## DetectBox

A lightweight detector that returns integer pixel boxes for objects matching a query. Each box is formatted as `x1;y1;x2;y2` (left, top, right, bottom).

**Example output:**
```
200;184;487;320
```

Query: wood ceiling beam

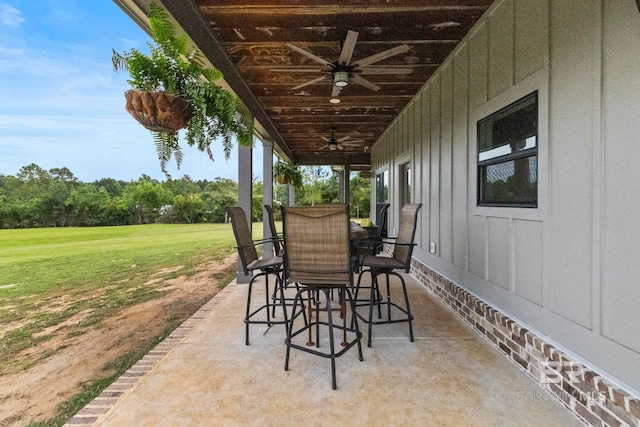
159;0;295;160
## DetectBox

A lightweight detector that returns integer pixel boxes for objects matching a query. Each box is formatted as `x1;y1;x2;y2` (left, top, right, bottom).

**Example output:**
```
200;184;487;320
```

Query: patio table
350;222;369;240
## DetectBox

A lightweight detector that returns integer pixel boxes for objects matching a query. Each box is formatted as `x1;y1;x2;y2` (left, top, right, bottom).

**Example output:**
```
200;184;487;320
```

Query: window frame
476;91;539;208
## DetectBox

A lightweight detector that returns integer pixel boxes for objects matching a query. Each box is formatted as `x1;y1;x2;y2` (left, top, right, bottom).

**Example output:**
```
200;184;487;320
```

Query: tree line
0;164;370;229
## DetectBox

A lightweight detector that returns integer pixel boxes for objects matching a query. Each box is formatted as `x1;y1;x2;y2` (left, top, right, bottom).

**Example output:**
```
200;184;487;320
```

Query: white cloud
119;38;141;47
0;2;265;183
0;3;25;28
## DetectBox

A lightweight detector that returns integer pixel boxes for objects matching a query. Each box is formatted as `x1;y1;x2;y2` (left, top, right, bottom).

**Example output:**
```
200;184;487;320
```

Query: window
375;170;389;232
477;92;538;207
375;170;389;204
400;162;411;205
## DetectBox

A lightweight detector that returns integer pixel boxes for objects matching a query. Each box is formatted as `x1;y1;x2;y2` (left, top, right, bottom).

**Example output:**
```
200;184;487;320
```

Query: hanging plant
112;3;253;176
273;160;303;191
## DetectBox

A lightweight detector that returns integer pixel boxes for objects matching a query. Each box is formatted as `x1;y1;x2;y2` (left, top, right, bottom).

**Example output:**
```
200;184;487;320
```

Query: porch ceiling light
329;97;341;104
333;71;349;87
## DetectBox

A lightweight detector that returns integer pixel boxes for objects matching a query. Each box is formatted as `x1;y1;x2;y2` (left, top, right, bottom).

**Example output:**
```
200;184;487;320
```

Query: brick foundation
410;258;640;427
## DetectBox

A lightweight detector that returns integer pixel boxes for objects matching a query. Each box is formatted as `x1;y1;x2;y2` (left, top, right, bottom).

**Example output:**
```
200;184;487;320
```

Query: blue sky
0;0;263;182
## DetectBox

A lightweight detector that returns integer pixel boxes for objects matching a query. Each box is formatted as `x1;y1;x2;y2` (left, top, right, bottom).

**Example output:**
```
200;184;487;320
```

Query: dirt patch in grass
0;254;237;426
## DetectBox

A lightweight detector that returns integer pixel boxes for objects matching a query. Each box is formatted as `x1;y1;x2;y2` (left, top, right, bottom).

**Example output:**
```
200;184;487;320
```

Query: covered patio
66;272;583;426
101;1;640;426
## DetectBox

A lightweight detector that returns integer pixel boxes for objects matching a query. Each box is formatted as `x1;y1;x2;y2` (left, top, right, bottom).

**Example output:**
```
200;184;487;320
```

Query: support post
262;139;274;258
288;183;295;206
237;143;252;284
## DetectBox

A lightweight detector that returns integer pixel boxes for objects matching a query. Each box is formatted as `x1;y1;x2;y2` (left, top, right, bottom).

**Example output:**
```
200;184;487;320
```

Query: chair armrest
235;237;277;251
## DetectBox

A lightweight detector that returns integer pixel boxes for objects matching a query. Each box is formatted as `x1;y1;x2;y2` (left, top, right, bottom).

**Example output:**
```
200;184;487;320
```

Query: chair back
263;204;282;255
376;203;390;238
227;206;258;275
392;203;423;272
282;204;351;285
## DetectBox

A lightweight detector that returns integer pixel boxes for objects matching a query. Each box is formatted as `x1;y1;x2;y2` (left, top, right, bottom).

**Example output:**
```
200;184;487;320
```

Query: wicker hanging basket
124;90;193;133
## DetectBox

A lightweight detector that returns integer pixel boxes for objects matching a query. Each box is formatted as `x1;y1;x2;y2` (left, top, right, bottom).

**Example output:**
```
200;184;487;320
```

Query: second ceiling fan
272;30;412;97
319;128;365;151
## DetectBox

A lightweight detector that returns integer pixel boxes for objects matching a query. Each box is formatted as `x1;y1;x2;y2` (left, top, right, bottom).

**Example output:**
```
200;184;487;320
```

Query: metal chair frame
355;203;423;347
227;206;289;345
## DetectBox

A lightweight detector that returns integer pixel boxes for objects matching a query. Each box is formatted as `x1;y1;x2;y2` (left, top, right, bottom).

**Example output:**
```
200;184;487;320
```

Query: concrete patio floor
67;270;585;426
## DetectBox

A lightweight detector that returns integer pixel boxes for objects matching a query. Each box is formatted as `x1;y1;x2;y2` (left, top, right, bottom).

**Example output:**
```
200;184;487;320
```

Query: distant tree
300;166;326;206
350;173;371;219
202;178;237;222
0;198;22;228
66;184;109;226
123;177;170;224
93;178;125;197
7;164;80;227
16;163;50;199
103;196;133;226
0;175;15;227
0;162;373;228
0;174;7;197
16;198;41;227
320;173;340;204
162;175;201;198
48;167;79;226
170;193;205;223
273;182;289;214
251;178;263;221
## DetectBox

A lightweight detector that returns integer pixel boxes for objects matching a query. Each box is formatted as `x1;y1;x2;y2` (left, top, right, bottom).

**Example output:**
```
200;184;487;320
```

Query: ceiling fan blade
291;75;329;90
359;67;413;75
352;74;381;91
338;30;358;65
331;84;342;98
341;141;366;147
321;136;330;142
286;43;332;66
351;44;410;68
337;144;345;150
270;67;326;73
337;135;351;142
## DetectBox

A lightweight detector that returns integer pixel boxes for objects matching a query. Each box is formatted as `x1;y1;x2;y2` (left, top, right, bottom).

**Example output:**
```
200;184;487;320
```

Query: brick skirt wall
410;259;640;427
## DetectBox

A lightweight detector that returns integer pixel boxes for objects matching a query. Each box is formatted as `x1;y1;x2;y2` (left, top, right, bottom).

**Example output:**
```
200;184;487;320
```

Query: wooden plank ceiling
162;0;494;169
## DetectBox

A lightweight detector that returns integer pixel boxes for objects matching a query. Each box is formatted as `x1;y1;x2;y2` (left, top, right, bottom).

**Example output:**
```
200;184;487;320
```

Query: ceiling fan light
334;71;349;87
329;143;338;151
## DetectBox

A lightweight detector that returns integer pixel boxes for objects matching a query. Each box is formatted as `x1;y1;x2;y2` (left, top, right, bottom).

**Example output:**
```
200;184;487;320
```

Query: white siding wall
371;0;640;394
601;0;640;356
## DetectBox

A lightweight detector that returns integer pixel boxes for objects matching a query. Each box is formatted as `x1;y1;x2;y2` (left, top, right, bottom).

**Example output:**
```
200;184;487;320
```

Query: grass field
0;223;261;373
1;223;264;426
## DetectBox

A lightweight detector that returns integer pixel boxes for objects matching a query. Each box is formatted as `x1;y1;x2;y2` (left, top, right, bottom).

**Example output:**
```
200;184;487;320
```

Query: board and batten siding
371;0;640;394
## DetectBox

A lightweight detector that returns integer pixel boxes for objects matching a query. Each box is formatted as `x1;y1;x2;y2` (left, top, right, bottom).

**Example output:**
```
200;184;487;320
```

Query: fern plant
112;3;253;175
273;160;304;191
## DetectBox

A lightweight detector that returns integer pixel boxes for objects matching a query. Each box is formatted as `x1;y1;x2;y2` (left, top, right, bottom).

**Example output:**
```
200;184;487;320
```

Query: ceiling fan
319;128;365;151
271;30;412;97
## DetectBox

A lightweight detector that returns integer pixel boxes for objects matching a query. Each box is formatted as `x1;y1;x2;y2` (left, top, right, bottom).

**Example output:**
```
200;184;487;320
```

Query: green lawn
0;223;261;372
0;223;264;426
